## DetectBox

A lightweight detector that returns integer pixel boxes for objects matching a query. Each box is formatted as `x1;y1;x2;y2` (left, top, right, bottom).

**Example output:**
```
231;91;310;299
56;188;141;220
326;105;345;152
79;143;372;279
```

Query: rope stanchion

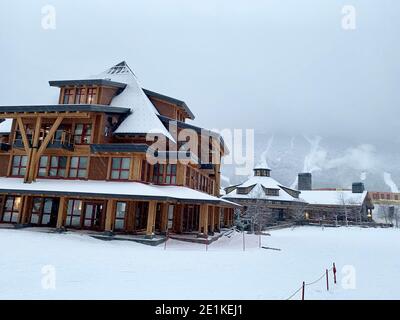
285;262;337;300
333;262;337;284
285;285;303;300
326;269;329;291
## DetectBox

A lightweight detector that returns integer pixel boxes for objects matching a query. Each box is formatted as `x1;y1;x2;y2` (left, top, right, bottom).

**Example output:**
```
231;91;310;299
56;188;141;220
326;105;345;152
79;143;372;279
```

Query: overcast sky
1;0;399;143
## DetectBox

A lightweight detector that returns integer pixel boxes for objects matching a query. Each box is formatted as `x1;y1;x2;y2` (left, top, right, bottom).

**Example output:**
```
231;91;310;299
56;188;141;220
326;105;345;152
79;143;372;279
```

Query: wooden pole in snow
333;263;337;284
326;269;329;291
301;281;305;300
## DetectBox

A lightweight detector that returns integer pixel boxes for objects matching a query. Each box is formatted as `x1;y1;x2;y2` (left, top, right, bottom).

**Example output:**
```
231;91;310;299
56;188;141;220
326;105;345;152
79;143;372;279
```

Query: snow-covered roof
223;172;303;203
300;190;367;206
89;61;174;141
0;119;12;134
0;178;239;207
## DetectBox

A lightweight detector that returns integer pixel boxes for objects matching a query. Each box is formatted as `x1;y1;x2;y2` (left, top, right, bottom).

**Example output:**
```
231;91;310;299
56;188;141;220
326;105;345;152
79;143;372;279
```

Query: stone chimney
298;173;312;191
352;182;365;193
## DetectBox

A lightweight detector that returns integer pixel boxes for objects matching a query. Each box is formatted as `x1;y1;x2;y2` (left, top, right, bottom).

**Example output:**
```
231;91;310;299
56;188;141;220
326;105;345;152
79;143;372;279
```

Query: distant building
224;170;374;227
299;174;373;223
368;191;400;226
222;166;305;229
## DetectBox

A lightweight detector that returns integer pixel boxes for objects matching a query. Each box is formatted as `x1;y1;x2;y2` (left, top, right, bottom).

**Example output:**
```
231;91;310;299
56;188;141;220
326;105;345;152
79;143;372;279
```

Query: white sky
0;0;399;142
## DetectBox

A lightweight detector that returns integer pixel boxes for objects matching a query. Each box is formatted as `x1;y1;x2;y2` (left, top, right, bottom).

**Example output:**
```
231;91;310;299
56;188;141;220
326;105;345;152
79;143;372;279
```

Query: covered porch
0;178;237;243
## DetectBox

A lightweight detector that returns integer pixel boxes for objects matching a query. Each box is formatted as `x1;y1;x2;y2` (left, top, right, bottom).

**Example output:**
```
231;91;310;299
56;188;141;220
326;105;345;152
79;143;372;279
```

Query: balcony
13;129;74;151
0;143;10;151
13;132;32;149
47;129;74;151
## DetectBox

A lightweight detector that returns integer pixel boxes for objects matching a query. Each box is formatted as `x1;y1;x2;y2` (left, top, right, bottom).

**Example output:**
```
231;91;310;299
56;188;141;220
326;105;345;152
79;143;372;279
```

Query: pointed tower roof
90;61;174;141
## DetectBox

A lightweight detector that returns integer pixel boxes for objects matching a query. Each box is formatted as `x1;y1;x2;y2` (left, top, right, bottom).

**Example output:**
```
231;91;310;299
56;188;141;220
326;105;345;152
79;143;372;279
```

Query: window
152;164;163;183
166;165;177;184
237;185;256;195
135;202;148;230
11;155;27;177
2;196;21;223
69;157;88;178
264;188;280;196
74;124;92;144
254;169;270;177
63;89;74;104
152;164;177;184
38;156;49;177
49;156;67;177
74;88;86;104
114;202;127;231
111;157;130;180
30;198;54;226
86;88;97;104
66;200;82;227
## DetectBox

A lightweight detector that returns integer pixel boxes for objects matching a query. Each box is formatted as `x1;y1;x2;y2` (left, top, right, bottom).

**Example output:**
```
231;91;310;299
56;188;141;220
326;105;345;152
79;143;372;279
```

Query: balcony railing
13;129;74;151
46;129;74;151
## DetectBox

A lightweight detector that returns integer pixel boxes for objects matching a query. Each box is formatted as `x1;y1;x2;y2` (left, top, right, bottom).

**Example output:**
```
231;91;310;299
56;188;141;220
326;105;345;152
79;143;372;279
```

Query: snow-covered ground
0;226;399;300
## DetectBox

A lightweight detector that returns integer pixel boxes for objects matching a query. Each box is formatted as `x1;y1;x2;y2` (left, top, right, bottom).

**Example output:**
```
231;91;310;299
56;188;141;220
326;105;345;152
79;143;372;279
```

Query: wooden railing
14;129;74;150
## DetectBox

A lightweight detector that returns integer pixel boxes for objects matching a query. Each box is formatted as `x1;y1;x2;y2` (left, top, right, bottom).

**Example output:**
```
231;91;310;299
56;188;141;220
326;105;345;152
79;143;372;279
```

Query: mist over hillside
221;132;400;193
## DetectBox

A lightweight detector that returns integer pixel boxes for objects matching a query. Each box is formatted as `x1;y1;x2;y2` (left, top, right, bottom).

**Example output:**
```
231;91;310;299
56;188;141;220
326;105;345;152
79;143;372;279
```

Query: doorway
83;202;104;230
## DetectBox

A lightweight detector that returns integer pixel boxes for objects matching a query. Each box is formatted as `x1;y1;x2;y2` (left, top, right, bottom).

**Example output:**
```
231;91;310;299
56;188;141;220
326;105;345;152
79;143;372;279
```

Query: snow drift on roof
90;61;174;141
0;119;12;134
223;173;303;203
0;177;238;207
300;190;367;206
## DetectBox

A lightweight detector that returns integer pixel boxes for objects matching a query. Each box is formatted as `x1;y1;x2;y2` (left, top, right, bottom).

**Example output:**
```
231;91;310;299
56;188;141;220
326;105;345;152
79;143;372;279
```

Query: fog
1;0;399;142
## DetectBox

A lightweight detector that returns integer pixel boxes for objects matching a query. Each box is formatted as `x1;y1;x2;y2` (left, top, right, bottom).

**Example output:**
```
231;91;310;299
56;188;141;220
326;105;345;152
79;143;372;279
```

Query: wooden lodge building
222;166;306;229
223;169;374;228
0;62;237;242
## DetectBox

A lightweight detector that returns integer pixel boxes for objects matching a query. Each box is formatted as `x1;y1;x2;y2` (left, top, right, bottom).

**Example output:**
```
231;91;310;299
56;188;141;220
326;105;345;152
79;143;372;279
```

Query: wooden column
126;201;136;233
146;200;157;238
173;204;183;233
198;204;209;238
160;203;169;234
104;199;116;233
27;116;42;182
56;197;67;229
210;206;215;234
216;207;221;231
19;196;30;225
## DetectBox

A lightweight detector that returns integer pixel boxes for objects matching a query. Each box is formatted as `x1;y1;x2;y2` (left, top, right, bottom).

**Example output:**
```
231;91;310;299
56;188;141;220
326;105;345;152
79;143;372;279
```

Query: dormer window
237;184;256;195
62;89;74;104
86;88;97;104
74;88;86;104
263;187;279;196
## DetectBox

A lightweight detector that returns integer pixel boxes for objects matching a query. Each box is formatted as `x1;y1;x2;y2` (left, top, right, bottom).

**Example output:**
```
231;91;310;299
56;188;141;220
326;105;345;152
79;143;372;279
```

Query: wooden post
27;116;42;182
333;263;337;284
198;204;209;238
326;269;329;291
20;196;31;225
146;200;157;238
104;199;115;234
160;203;169;234
301;281;305;300
210;206;215;234
56;197;67;230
